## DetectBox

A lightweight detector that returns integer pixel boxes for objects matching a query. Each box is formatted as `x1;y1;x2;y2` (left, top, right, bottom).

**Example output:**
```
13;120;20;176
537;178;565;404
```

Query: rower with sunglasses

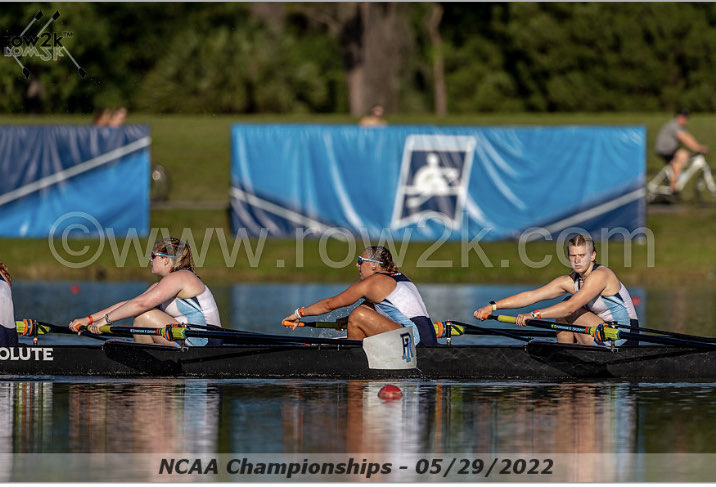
283;246;438;346
69;237;221;346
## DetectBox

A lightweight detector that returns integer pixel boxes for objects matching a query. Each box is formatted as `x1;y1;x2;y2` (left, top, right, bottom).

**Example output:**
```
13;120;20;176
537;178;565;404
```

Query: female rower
0;262;18;347
283;246;438;346
473;234;639;346
69;237;221;346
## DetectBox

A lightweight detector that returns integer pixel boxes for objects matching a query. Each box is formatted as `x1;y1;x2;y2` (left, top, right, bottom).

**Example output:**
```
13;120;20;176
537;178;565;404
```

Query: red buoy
378;384;403;400
70;284;80;295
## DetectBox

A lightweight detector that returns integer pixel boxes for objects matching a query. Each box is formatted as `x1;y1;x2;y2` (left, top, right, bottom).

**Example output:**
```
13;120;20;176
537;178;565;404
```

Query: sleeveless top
572;264;639;346
160;284;221;347
0;275;14;330
372;273;437;347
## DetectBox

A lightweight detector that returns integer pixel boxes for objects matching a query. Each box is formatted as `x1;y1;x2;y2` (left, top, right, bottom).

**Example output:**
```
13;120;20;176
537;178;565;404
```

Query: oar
92;324;363;347
433;320;556;339
491;314;716;350
16;319;73;336
606;321;716;344
287;319;554;341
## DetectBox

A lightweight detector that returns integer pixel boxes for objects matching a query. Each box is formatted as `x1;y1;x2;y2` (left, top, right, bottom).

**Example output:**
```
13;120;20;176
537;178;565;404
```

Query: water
2;281;716;481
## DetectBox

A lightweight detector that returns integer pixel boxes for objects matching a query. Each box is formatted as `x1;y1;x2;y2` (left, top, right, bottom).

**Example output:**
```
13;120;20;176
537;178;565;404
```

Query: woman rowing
473;234;639;346
0;262;17;347
283;246;438;346
69;237;221;346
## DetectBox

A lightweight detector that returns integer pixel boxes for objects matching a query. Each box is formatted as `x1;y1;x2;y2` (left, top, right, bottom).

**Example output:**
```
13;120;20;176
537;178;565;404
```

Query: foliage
2;3;716;114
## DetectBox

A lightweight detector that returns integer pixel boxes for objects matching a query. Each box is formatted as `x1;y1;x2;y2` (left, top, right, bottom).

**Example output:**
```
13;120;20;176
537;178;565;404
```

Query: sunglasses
151;252;173;260
357;256;382;265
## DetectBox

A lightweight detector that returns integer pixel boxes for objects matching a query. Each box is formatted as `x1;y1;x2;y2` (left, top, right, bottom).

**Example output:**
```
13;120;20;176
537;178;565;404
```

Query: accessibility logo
391;134;476;230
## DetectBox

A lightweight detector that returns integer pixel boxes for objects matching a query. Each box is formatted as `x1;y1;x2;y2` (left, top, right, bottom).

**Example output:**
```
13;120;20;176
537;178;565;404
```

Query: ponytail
0;262;11;288
153;237;195;274
364;246;399;273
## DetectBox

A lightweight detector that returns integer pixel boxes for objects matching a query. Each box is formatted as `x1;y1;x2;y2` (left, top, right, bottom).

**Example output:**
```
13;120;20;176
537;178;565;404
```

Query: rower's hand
473;305;492;321
69;317;90;333
515;313;531;327
282;312;300;330
88;323;102;334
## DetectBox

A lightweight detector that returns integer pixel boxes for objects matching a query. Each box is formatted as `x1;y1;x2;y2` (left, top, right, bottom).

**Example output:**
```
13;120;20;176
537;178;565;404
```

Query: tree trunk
426;3;447;116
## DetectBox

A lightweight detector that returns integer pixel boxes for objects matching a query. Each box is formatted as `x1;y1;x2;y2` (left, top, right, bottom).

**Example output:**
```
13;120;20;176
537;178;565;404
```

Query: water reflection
1;379;714;456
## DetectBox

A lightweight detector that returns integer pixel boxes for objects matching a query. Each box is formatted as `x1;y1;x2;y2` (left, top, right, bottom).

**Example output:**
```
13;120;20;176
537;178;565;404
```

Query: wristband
489;301;497;311
104;313;112;325
87;315;94;324
531;310;541;319
295;307;305;318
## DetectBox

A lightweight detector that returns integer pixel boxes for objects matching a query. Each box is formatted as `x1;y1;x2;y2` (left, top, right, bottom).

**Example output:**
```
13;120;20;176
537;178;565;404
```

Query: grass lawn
0;113;714;288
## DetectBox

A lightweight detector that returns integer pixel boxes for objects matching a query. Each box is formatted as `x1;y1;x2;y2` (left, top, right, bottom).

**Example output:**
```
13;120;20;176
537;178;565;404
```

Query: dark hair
364;245;399;273
676;108;690;117
0;262;11;287
153;237;195;273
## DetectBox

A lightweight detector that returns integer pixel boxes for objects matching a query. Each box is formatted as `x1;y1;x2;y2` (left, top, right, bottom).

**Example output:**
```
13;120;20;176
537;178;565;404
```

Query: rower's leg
347;304;402;340
557;308;604;346
132;309;176;345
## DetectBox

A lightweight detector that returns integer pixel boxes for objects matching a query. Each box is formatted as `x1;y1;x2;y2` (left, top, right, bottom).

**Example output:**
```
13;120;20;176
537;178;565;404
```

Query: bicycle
646;153;716;205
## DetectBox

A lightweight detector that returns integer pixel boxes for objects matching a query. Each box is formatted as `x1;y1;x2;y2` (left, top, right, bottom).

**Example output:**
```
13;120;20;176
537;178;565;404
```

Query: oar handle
493;315;517;325
282;320;348;330
489;314;620;341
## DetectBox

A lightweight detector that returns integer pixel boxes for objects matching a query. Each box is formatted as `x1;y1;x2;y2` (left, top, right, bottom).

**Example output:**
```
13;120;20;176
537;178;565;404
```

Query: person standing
654;109;709;193
0;263;18;347
359;104;387;127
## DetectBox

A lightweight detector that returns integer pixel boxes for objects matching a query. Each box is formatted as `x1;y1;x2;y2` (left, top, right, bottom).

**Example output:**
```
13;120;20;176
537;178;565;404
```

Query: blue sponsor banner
230;124;645;241
0;125;150;238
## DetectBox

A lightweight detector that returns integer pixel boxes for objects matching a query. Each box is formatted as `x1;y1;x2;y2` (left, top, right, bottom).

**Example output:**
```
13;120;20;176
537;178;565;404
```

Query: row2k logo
2;10;85;78
391;134;476;230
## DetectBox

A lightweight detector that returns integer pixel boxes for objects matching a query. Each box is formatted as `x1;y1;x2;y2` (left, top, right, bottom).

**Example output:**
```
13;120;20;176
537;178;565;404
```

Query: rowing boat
1;339;714;381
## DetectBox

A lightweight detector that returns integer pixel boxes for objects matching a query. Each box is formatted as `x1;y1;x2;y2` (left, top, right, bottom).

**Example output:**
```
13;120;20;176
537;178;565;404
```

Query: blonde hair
364;246;399;273
152;237;195;273
567;234;596;255
0;262;11;288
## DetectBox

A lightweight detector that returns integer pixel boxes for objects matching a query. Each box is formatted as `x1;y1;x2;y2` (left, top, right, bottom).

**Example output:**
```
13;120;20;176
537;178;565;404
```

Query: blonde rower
474;234;639;346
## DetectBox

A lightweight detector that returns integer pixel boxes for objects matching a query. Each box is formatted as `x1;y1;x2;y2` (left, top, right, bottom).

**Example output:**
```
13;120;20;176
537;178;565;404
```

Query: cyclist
655;109;709;194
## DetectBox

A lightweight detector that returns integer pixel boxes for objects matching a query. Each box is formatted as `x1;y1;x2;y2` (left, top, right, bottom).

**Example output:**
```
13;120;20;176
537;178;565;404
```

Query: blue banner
230;124;645;241
0;125;150;237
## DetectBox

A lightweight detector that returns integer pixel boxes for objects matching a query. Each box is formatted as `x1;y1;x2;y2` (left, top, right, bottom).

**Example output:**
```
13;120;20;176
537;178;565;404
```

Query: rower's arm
286;279;372;321
499;277;569;308
474;277;571;321
535;270;608;320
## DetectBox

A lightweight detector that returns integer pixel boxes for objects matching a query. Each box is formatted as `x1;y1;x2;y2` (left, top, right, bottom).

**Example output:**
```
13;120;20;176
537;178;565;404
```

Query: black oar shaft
490;314;716;350
610;322;716;344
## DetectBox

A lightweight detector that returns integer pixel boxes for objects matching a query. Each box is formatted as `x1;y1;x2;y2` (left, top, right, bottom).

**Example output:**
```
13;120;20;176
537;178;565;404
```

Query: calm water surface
2;281;715;481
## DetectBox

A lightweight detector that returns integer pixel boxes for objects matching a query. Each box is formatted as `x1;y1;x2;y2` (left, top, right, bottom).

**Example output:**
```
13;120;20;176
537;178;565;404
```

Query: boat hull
0;341;714;381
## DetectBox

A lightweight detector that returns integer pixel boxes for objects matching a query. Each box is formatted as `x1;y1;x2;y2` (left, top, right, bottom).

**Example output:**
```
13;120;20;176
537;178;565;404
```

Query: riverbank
0;113;714;287
2;204;714;288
